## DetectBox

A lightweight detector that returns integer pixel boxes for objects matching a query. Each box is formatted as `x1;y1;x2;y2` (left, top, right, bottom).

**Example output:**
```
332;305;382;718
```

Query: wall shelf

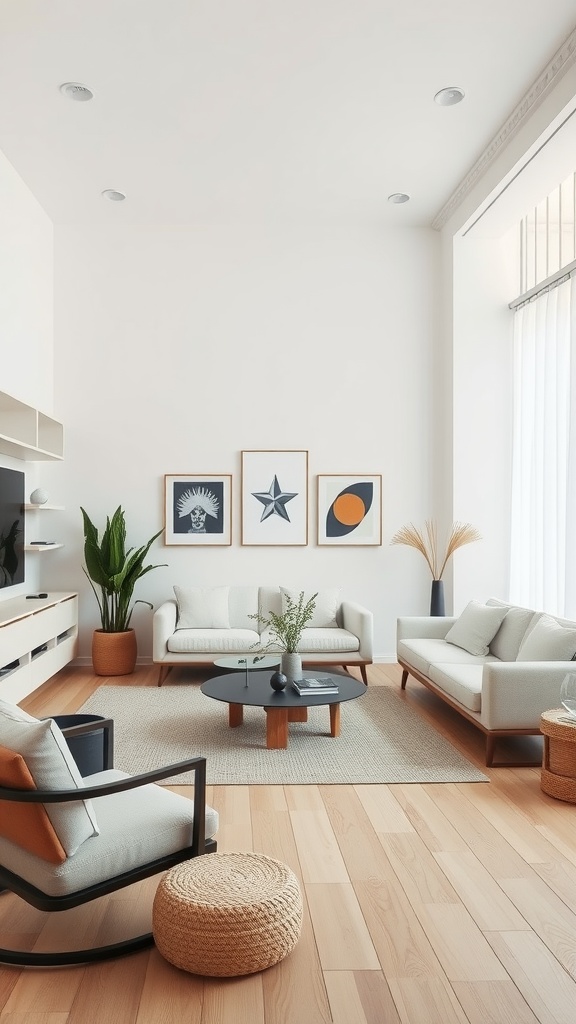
24;504;65;511
0;390;63;461
24;503;65;552
24;543;64;552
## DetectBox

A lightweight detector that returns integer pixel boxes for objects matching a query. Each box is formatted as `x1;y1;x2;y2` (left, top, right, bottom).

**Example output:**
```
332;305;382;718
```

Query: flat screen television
0;466;25;590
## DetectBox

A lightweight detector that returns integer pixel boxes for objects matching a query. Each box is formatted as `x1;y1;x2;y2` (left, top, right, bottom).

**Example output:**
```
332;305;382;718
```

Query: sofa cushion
174;586;230;629
516;613;576;661
167;629;260;654
0;699;99;857
397;638;499;677
486;600;536;661
260;627;360;654
280;587;340;629
445;601;507;656
228;587;260;630
428;664;483;713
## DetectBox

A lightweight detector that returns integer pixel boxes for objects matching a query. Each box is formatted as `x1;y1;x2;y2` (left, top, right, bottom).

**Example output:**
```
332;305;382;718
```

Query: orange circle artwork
332;493;365;526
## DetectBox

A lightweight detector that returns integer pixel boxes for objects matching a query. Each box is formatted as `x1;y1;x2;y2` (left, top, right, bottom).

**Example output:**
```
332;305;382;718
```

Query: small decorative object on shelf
30;487;48;505
269;670;288;691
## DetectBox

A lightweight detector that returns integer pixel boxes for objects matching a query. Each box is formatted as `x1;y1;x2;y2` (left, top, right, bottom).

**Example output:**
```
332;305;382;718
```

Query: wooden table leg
288;707;308;722
329;703;341;737
264;707;289;748
228;703;244;728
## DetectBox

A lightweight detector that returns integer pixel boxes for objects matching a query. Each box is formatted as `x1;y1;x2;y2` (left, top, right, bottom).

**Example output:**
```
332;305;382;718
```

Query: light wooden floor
1;662;575;1024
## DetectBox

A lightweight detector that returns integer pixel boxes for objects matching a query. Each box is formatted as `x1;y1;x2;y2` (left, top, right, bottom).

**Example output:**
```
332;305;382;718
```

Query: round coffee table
201;669;366;749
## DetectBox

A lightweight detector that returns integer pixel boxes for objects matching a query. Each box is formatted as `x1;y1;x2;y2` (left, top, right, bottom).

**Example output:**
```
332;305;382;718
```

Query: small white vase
281;652;303;681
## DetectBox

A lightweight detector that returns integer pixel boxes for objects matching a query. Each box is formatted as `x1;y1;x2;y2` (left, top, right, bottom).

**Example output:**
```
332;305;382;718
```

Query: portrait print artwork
317;475;382;546
164;475;232;545
241;450;308;546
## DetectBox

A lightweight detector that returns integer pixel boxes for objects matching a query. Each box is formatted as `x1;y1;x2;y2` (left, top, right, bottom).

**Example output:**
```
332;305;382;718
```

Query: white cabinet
0;391;63;461
0;593;78;703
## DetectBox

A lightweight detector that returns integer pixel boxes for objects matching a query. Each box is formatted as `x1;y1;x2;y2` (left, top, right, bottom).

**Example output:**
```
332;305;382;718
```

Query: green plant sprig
251;590;318;653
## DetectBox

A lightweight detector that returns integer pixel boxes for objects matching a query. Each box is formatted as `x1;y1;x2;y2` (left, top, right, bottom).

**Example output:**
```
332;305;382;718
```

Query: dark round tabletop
201;669;366;709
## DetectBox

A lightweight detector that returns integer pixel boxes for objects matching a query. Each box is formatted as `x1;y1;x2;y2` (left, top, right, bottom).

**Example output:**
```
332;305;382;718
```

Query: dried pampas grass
390;521;481;580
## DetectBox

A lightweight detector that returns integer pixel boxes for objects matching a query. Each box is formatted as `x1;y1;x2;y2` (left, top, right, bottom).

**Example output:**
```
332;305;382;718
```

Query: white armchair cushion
445;601;507;657
516;613;576;661
174;586;230;629
0;769;219;897
280;587;341;628
0;699;99;856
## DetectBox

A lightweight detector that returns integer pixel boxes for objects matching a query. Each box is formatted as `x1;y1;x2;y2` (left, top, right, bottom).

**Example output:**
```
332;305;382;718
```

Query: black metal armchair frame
0;730;216;967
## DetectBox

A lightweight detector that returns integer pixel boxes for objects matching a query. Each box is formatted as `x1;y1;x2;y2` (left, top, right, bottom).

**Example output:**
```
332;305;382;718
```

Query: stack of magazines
291;676;339;695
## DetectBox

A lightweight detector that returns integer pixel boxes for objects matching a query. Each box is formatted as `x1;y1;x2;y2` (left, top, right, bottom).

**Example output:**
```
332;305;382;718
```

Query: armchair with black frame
0;707;218;967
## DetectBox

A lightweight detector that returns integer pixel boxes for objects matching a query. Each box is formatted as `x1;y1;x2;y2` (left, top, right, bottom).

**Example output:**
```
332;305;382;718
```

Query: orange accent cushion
0;744;67;864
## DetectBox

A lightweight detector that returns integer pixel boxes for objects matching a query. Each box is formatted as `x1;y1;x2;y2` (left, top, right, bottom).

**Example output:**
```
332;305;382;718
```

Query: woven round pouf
152;852;303;976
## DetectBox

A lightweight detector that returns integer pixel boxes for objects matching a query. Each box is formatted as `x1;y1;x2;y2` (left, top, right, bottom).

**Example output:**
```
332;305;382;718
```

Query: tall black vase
430;579;445;616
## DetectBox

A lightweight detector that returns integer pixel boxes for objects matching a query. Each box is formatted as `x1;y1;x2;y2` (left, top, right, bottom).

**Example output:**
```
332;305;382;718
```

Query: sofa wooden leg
401;669;408;690
359;665;368;685
157;665;173;687
485;734;496;767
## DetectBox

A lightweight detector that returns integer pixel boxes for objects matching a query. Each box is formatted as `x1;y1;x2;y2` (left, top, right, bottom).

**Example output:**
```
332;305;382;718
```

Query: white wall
0;150;54;602
43;221;440;662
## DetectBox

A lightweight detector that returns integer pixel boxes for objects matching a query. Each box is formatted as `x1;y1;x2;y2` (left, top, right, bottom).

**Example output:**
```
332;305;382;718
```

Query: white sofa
153;585;373;686
397;598;576;766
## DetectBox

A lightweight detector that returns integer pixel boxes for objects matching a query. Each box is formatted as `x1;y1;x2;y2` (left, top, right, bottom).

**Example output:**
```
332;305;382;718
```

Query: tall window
510;172;576;615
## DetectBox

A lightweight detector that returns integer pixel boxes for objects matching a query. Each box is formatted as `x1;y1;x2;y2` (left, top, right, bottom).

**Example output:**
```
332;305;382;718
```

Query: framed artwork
317;474;382;546
241;450;308;546
164;475;232;545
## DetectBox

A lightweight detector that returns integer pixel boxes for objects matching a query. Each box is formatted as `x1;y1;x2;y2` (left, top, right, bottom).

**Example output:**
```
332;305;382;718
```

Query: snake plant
81;506;166;632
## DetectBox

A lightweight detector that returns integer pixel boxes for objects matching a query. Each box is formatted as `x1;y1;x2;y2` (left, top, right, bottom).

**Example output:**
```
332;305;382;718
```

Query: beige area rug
77;679;488;785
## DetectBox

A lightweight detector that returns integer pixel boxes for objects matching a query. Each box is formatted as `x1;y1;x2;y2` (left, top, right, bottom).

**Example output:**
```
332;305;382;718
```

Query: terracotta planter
92;628;137;676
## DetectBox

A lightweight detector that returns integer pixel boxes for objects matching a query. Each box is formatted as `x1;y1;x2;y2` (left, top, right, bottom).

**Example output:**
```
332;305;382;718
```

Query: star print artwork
241;451;308;545
251;475;297;522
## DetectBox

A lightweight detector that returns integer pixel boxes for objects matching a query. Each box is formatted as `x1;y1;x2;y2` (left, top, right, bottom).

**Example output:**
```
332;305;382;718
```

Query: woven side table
540;708;576;803
152;851;302;976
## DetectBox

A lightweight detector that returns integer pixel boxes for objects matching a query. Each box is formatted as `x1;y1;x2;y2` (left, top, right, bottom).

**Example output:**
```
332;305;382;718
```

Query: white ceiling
0;1;575;228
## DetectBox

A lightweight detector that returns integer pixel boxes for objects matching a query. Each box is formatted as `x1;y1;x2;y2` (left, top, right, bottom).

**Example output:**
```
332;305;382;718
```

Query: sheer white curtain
510;275;576;615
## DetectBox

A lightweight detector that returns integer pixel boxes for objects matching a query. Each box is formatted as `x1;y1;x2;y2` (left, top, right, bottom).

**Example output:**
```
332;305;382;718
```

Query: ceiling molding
431;25;576;231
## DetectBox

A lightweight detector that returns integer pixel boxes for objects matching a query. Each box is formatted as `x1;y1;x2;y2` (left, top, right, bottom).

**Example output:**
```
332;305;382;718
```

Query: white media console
0;592;78;703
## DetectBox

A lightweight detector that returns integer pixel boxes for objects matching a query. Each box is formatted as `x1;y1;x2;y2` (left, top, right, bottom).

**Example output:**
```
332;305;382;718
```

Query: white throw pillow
486;600;536;661
280;588;341;629
516;613;576;661
445;601;508;657
174;586;230;629
0;698;99;856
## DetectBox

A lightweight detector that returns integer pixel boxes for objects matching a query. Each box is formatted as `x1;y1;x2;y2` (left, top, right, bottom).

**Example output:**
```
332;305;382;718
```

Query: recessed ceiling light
388;193;410;204
101;189;126;202
59;82;94;102
434;86;465;106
